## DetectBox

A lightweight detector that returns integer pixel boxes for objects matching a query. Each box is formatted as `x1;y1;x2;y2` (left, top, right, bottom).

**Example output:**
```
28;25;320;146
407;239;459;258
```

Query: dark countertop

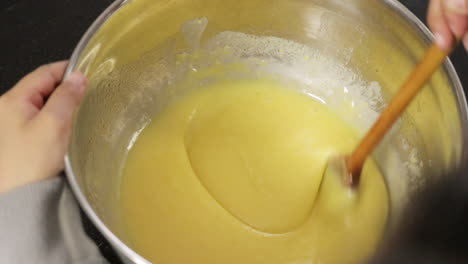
0;1;466;263
0;0;466;92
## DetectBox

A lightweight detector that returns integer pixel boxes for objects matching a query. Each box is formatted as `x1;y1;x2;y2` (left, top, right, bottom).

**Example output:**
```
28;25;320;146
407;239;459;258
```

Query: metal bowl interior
65;0;467;263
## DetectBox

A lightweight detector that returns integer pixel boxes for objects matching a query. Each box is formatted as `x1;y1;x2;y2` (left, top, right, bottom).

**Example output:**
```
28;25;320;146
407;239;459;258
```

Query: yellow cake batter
119;79;389;264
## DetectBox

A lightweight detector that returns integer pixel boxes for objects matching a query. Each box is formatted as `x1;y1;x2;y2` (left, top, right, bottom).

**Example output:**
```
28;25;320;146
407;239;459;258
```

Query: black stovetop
0;1;466;263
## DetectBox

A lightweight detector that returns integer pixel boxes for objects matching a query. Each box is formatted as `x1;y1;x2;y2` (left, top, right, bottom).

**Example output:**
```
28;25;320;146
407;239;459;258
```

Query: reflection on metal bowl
64;0;468;263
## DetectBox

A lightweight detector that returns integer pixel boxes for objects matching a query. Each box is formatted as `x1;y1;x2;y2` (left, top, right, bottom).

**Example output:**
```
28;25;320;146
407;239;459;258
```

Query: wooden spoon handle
346;43;449;186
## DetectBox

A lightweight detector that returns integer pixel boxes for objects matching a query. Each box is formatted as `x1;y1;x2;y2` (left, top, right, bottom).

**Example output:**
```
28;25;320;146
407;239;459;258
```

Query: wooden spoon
339;43;452;188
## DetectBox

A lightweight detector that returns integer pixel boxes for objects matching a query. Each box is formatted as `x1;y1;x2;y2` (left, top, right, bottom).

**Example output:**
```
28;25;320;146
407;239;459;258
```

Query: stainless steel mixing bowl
64;0;468;263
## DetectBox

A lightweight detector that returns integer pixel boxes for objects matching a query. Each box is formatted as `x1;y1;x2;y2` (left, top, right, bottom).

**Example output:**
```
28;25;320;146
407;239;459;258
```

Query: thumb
37;72;87;133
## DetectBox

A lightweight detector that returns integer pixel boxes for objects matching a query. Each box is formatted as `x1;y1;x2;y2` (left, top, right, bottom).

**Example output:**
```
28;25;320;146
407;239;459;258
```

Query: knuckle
35;64;50;73
40;112;70;136
57;83;81;104
35;64;56;81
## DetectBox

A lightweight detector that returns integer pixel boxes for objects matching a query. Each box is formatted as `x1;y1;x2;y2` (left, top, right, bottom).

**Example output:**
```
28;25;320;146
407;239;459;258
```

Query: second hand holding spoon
331;42;452;188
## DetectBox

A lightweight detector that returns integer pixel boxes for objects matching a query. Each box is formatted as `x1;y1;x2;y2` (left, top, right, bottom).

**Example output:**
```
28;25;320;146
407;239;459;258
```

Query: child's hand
0;61;87;193
428;0;468;51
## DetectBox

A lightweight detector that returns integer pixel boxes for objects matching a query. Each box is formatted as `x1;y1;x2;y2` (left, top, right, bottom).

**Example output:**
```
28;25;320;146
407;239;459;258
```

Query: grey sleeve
0;177;108;264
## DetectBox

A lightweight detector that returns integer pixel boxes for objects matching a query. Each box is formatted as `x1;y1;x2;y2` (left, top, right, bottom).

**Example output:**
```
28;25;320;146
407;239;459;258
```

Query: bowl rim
64;1;150;263
63;0;468;263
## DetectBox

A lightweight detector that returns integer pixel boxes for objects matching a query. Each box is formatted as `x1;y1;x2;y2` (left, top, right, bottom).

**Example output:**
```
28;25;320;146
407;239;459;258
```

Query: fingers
429;0;468;51
35;72;87;137
428;0;455;50
445;0;468;15
10;61;68;100
5;61;69;119
0;65;87;193
38;72;86;124
442;0;468;37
